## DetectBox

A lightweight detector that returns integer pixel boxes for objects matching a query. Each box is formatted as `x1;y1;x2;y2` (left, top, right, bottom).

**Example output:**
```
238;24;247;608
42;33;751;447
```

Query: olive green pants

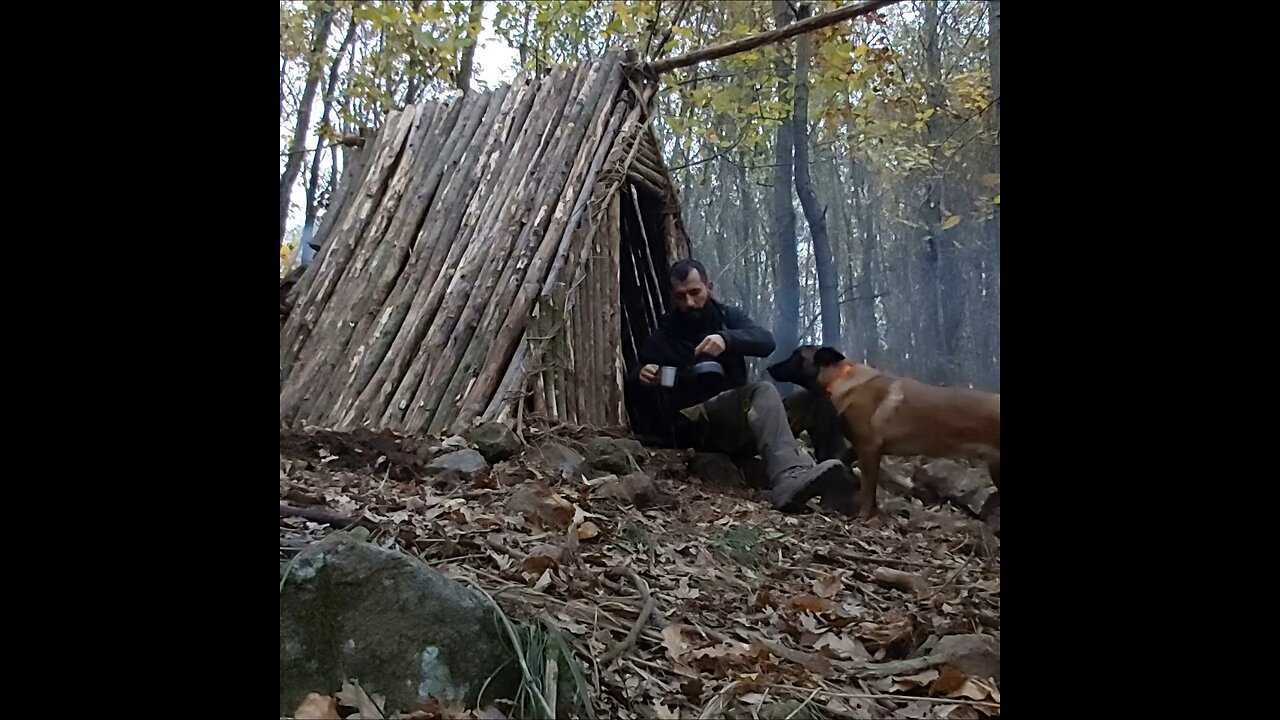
679;381;851;483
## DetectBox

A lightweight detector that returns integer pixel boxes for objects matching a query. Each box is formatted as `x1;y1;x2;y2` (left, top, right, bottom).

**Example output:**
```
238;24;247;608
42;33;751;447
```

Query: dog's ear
813;347;846;367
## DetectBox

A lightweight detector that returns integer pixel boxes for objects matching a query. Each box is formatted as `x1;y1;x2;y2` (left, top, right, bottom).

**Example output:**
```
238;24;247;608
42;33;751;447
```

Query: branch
648;0;903;74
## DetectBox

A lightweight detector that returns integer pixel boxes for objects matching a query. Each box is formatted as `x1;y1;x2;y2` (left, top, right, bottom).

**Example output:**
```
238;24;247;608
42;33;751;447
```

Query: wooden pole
648;0;900;75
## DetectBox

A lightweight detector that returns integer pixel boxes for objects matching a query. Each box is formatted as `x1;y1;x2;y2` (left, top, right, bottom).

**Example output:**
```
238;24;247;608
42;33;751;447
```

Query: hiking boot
770;459;857;514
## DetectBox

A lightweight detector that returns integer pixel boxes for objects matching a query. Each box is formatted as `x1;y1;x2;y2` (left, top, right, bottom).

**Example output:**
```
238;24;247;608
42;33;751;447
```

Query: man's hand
638;364;660;386
695;334;726;357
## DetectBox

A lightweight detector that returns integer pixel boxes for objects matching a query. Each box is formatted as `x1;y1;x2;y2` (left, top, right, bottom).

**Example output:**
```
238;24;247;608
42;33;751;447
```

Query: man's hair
669;258;709;285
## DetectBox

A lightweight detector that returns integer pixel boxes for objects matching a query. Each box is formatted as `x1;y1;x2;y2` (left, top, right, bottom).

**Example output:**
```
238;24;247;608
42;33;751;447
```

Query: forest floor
280;425;1000;720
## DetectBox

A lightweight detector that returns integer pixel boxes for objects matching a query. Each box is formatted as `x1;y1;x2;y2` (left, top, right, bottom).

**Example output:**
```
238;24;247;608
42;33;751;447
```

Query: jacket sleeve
627;327;681;385
720;306;776;358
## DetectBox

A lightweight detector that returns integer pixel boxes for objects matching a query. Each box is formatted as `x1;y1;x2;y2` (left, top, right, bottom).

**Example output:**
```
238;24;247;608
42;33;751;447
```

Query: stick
279;503;361;528
598;567;655;665
766;683;998;709
649;0;901;74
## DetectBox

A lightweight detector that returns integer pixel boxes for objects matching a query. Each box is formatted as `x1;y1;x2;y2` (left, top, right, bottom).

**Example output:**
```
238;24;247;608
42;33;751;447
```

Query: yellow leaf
992;194;1000;205
577;521;600;540
941;214;962;230
854;43;869;59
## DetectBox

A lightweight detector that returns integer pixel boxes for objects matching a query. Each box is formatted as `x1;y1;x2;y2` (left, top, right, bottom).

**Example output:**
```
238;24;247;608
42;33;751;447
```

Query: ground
280;425;1000;720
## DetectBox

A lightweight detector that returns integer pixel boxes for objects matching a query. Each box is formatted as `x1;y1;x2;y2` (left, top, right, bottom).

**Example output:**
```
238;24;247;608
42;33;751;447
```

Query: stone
594;472;674;509
912;459;995;515
689;452;745;486
279;532;520;715
425;449;489;481
585;437;646;475
465;422;521;463
527;442;589;481
933;633;1000;684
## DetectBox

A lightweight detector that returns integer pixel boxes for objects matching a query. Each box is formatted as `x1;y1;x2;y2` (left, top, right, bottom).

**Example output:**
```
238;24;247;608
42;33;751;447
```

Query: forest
280;0;1000;392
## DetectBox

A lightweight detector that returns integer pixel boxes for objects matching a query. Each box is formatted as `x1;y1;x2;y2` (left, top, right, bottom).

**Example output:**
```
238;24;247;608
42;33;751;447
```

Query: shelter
279;50;693;435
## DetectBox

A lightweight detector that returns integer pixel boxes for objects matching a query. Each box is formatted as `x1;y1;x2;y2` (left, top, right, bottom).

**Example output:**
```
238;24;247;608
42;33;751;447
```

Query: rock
426;449;489;481
689;452;745;486
595;472;674;509
527;442;589;480
585;436;646;474
465;422;521;463
933;633;1000;683
506;481;575;531
913;459;995;514
279;531;520;715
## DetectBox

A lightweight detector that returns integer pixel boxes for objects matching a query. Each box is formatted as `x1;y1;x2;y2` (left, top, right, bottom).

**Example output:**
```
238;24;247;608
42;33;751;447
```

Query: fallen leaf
680;678;705;700
941;214;962;230
532;568;553;593
790;594;836;613
814;632;870;660
294;693;341;720
673;578;701;599
813;573;842;599
577;521;600;540
661;624;687;661
891;669;940;691
335;680;386;719
652;700;679;719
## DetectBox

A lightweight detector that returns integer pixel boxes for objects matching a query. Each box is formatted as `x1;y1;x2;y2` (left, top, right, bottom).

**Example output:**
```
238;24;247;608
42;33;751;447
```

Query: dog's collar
823;364;856;394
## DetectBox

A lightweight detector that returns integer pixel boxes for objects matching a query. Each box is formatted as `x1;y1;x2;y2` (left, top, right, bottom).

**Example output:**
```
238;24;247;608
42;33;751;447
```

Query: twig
784;688;821;719
599;567;655;665
650;0;901;74
923;555;972;600
767;683;998;709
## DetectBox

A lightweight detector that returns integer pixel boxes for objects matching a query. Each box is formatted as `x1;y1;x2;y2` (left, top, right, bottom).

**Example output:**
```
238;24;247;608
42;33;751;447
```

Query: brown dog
768;346;999;520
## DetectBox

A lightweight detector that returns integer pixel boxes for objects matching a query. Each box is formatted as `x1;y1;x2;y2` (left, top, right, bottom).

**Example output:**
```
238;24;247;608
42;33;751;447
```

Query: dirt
280;425;1001;719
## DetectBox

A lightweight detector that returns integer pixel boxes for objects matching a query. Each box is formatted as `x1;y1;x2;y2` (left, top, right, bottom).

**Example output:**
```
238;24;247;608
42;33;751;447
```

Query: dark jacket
627;299;775;440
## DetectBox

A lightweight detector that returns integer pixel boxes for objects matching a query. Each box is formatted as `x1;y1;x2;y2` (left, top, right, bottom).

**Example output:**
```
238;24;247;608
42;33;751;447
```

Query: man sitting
627;259;855;514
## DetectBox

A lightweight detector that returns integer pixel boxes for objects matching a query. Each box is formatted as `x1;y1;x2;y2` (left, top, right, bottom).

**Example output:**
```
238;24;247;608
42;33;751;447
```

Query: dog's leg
854;441;884;521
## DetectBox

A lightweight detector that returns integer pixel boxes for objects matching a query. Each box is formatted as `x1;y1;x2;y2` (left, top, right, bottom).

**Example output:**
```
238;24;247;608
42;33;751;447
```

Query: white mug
659;366;678;387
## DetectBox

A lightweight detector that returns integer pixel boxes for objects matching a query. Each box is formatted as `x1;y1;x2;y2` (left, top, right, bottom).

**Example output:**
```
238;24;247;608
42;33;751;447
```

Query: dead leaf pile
281;425;1000;719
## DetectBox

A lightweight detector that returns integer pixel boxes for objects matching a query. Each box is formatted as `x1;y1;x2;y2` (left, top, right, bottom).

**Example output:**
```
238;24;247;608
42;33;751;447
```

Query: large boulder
465;422;521;463
280;532;520;715
425;449;489;482
527;442;589;481
585;437;647;475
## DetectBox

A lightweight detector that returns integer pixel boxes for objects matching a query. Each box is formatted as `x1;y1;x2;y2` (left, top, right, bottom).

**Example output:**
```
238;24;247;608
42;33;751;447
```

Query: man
628;259;855;514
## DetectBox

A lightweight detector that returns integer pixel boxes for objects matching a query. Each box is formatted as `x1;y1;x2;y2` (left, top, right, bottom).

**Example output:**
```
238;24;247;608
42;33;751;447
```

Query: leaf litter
281;426;1000;718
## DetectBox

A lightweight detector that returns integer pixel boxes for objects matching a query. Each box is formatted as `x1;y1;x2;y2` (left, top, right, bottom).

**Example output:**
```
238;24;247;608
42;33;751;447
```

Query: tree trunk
986;0;1001;390
791;2;840;348
280;3;336;244
304;17;358;256
989;1;1000;137
456;0;486;93
736;159;757;321
769;0;799;363
851;159;881;365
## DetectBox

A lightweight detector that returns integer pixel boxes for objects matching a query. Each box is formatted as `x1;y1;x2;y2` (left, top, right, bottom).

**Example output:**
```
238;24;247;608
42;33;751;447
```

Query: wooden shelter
279;50;693;436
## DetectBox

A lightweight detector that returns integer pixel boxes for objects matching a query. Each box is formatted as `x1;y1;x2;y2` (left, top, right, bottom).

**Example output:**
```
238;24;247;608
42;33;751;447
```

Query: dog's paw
861;509;890;527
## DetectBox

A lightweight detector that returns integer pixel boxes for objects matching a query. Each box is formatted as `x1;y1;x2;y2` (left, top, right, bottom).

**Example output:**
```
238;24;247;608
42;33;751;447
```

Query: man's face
672;270;711;317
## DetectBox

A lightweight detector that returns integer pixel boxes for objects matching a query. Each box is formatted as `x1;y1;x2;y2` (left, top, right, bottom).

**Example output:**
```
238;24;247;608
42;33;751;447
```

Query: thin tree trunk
456;0;485;93
305;17;358;255
404;1;424;104
280;3;336;244
769;0;799;363
791;2;840;348
736;159;756;320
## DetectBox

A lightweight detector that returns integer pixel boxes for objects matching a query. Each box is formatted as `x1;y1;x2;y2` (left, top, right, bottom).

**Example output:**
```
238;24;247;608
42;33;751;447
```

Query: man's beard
678;305;707;321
